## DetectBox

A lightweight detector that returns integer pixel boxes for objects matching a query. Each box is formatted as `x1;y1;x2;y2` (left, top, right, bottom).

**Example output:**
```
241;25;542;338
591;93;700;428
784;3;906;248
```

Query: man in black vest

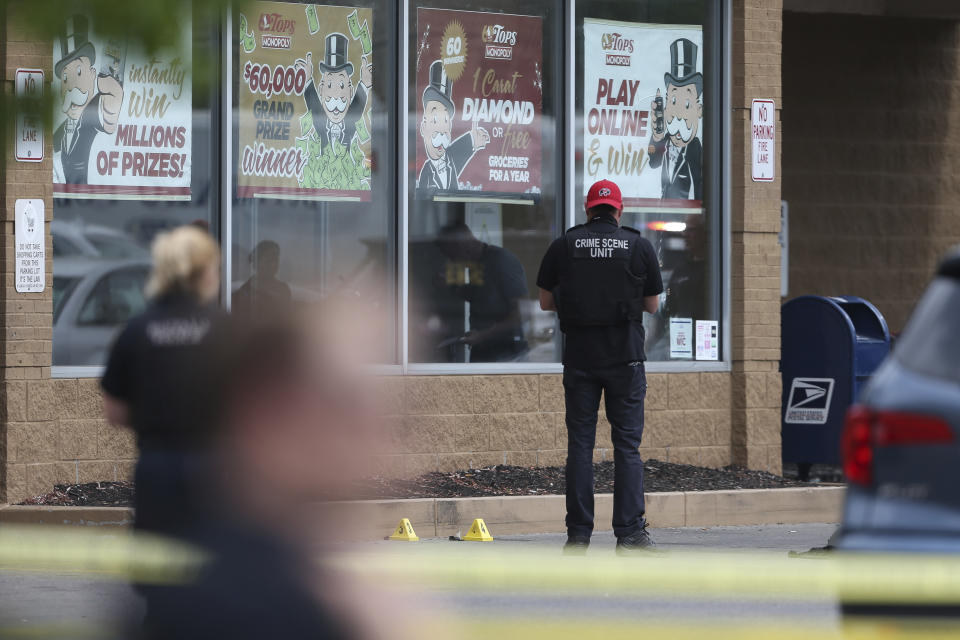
536;180;663;554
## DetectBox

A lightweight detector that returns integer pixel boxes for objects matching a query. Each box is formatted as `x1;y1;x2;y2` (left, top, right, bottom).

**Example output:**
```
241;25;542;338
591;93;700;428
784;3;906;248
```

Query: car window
53;236;83;258
894;278;960;385
76;267;149;327
53;276;80;323
86;235;147;260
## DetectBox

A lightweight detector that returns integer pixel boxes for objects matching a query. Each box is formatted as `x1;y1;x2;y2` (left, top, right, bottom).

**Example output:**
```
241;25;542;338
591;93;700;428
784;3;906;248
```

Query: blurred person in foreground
140;306;427;639
101;225;224;540
537;179;664;555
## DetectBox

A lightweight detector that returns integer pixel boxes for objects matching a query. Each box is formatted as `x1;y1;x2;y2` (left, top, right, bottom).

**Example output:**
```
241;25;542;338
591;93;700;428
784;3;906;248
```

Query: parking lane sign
751;98;775;182
15;68;44;163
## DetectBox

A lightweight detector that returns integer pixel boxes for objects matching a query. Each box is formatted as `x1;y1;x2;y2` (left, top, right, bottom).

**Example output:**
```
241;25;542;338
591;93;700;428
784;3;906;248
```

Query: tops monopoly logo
260;13;295;33
259;12;294;49
601;32;633;67
482;24;517;60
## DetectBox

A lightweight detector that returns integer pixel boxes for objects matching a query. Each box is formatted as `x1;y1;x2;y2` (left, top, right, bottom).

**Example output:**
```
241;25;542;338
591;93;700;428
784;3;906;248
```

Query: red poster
414;8;543;202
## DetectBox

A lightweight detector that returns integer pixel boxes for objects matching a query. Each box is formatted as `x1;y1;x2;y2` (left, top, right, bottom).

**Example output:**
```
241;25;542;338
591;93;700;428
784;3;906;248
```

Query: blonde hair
145;226;220;299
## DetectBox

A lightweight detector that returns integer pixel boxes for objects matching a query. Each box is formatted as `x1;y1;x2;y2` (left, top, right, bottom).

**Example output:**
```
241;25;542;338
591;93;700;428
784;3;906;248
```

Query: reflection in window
576;0;722;362
77;267;150;326
230;1;397;362
409;0;563;364
52;8;218;367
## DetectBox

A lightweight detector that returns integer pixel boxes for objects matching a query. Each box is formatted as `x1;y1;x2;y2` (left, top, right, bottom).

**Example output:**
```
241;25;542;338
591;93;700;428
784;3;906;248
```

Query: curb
0;505;134;528
0;486;844;537
315;486;845;540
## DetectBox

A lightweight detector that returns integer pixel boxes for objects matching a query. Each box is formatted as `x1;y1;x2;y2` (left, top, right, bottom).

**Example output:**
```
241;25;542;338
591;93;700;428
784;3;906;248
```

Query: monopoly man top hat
55;15;97;78
422;60;455;115
318;32;354;75
664;38;703;96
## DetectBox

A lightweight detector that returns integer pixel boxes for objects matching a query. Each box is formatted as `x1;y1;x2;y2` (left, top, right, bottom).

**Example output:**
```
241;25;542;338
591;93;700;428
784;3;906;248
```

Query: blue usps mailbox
781;296;890;467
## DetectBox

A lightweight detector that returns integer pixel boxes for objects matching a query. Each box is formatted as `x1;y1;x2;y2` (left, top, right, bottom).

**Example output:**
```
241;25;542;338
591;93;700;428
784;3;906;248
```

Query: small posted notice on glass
15;199;45;293
696;320;719;361
669;317;693;359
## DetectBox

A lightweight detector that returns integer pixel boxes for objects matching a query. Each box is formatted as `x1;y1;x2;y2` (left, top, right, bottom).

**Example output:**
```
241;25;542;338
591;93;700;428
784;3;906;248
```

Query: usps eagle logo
598;187;611;197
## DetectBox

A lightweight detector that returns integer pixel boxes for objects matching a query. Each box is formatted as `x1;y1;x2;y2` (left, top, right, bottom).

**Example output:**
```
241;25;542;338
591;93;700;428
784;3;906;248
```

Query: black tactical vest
554;220;647;328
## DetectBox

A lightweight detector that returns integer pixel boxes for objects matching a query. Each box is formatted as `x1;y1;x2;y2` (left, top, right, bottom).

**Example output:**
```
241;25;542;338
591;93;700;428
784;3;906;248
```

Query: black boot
563;535;591;556
616;520;655;555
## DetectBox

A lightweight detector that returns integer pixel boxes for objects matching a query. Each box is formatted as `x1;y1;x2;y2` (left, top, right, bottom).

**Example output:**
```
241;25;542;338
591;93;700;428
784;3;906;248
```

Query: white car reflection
53;258;151;366
52;219;150;261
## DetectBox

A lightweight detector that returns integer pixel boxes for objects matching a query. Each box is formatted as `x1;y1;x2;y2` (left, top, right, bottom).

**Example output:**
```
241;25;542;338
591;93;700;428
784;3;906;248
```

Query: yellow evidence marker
464;518;494;542
389;518;419;542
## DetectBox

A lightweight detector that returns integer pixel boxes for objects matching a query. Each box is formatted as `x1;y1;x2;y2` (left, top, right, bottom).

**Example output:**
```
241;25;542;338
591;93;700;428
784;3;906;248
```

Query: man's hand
97;73;123;133
539;288;556;312
643;294;660;314
103;393;130;427
360;55;372;89
650;97;665;143
470;120;490;150
463;329;487;347
297;52;314;85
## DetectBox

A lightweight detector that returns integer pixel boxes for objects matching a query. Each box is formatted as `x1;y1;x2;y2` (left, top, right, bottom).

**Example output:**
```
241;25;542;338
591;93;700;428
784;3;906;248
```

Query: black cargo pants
563;363;647;539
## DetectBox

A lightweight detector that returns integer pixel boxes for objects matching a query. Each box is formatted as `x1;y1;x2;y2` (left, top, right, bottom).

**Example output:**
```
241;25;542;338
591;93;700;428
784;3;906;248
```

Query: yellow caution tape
444;619;960;640
330;547;960;606
0;525;205;585
5;525;960;608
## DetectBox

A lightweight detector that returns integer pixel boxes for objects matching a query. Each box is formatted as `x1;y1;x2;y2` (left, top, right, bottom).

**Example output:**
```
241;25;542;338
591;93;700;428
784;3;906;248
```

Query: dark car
836;248;960;614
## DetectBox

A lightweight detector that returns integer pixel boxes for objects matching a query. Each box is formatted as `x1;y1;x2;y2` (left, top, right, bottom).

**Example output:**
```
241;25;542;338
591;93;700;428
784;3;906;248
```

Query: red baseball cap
585;179;623;211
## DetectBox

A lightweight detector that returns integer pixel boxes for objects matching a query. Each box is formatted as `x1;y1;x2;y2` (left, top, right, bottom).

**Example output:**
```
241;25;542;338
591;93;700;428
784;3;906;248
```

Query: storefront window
230;0;397;363
52;8;217;367
576;0;724;362
52;1;726;373
407;0;563;365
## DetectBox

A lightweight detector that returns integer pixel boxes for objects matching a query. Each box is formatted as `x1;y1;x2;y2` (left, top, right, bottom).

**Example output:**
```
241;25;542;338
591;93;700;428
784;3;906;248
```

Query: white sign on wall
669;317;693;359
695;319;719;361
15;199;45;293
15;68;44;163
751;98;775;182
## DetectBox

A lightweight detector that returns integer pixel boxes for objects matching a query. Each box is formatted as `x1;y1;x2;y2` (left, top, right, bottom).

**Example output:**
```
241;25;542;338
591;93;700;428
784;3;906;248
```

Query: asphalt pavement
374;523;841;626
0;524;840;634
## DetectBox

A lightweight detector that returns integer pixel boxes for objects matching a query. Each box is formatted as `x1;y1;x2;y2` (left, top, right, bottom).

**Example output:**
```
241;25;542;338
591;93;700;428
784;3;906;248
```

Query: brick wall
0;3;787;503
729;0;784;473
372;373;733;478
0;11;139;502
782;12;960;332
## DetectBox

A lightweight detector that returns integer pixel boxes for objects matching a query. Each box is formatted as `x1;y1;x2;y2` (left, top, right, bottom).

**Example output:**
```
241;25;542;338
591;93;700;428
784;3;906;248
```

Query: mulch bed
18;481;135;507
17;460;819;507
335;459;811;500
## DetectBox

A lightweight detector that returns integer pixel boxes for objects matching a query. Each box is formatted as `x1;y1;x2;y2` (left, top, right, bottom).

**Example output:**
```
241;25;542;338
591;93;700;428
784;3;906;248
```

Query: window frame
401;0;731;375
54;0;730;378
52;7;224;378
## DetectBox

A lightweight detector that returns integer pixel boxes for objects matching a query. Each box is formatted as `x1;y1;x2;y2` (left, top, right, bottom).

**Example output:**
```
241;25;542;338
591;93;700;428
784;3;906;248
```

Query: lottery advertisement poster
583;19;703;213
237;2;373;200
414;8;543;202
52;13;192;200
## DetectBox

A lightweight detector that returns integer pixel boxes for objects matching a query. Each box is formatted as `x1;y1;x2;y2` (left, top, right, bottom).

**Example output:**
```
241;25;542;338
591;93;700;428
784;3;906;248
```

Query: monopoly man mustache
666;115;695;142
431;131;451;149
61;86;89;114
324;96;348;114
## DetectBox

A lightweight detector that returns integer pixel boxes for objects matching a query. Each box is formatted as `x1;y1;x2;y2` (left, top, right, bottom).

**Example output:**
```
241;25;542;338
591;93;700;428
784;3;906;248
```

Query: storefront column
729;0;783;473
1;8;56;502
